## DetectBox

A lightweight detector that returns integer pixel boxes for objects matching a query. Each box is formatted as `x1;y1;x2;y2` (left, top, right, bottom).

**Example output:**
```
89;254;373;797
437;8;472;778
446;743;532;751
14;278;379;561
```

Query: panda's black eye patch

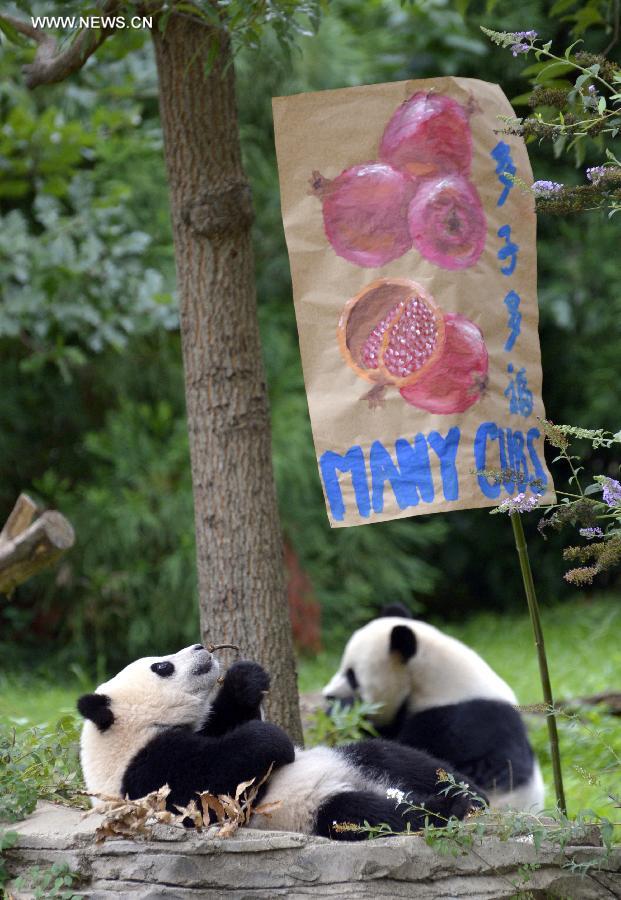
345;667;358;691
151;661;175;677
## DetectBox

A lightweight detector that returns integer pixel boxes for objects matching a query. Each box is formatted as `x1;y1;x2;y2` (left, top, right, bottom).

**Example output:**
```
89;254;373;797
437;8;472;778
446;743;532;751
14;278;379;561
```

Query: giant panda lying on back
78;643;485;841
323;605;544;811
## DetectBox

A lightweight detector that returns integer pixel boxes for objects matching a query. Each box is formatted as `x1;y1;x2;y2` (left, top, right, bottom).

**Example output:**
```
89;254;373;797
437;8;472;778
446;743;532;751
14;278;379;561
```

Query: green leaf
511;93;533;106
535;61;575;81
562;39;583;58
204;31;221;75
598;96;606;114
553;134;567;157
584;483;603;495
0;16;30;48
566;6;605;35
550;0;577;14
575;72;590;90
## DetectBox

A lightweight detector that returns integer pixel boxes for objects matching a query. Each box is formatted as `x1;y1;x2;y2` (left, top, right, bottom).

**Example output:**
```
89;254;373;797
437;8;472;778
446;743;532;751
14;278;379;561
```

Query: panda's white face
322;619;413;726
79;644;220;799
94;643;220;730
323;616;518;724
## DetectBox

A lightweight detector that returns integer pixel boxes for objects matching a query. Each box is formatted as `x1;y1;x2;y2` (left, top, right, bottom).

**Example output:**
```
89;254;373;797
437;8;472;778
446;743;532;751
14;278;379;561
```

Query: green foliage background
0;0;620;673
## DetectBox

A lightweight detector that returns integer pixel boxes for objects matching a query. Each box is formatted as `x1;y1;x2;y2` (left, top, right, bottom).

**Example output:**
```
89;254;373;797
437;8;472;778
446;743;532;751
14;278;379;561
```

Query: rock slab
4;802;621;899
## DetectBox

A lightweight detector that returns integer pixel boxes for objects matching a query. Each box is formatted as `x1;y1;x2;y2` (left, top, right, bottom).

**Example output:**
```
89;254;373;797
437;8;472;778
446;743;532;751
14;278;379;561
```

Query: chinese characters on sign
492;140;532;421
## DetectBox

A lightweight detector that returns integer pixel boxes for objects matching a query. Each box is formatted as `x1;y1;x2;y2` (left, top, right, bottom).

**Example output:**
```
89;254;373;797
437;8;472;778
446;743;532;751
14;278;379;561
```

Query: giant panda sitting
322;605;544;812
78;643;485;841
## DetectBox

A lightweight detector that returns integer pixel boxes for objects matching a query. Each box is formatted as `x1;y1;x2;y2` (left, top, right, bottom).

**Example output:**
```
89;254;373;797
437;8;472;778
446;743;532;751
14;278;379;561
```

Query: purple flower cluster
586;166;606;184
497;492;540;515
510;31;537;56
579;526;604;539
532;180;564;196
602;477;621;507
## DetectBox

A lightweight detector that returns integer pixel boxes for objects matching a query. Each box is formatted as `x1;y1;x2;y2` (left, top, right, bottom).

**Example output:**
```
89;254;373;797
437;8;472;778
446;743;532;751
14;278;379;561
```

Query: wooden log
0;493;37;542
0;495;75;595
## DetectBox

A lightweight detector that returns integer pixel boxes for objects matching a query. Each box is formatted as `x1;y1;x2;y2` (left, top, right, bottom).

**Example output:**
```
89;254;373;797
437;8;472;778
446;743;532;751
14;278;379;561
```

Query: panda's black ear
77;693;114;731
378;602;413;619
390;625;417;662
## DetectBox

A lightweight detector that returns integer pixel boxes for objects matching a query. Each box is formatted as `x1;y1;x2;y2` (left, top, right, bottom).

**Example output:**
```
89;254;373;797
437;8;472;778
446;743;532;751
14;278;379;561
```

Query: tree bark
151;15;302;742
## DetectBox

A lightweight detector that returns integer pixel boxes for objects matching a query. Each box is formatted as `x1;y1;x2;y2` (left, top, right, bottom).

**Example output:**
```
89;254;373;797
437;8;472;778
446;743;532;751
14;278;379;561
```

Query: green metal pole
510;512;567;815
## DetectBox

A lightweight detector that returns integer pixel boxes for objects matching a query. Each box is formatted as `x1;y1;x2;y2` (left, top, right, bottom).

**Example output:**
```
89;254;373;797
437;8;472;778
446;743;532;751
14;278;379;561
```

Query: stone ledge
4;803;621;899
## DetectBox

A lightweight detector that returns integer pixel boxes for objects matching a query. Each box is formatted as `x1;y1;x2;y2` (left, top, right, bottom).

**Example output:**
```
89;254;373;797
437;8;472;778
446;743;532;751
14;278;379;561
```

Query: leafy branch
0;1;322;90
0;3;120;88
482;28;621;214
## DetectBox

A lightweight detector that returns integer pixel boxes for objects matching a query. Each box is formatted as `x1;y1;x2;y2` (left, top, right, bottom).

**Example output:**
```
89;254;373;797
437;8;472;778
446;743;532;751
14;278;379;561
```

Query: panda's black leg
314;791;459;842
336;741;487;818
199;661;270;737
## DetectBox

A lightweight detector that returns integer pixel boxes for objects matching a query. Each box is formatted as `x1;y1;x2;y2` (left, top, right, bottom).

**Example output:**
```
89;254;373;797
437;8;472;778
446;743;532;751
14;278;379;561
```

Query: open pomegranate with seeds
400;312;488;413
338;279;445;405
338;278;488;413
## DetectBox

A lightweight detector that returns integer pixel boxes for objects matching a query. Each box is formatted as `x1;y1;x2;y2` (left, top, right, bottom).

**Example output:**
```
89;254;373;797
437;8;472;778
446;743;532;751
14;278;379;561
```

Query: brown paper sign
272;77;555;528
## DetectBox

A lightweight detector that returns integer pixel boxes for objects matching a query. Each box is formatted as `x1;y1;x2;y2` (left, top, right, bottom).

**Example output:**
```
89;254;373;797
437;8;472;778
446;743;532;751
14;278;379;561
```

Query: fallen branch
558;692;621;717
0;494;75;594
521;693;621;717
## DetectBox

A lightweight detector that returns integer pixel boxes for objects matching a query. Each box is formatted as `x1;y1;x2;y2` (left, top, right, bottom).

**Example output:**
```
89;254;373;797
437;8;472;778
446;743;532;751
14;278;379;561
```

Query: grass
0;680;82;726
1;594;619;824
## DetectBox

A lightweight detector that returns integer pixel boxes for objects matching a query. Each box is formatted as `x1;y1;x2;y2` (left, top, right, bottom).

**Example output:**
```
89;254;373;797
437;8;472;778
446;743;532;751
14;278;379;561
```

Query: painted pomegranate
338;278;446;405
407;174;487;270
400;312;488;414
379;91;472;178
310;163;414;268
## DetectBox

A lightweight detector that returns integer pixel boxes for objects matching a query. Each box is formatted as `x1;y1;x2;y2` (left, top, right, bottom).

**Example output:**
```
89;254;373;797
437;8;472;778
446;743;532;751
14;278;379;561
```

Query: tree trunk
151;15;302;742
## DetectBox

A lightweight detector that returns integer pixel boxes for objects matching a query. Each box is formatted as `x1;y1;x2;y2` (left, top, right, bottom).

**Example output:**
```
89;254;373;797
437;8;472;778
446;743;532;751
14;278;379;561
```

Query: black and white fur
322;605;544;811
78;644;485;840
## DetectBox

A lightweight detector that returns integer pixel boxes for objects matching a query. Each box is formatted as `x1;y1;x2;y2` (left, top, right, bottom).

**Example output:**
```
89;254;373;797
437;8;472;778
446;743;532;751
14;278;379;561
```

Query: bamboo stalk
510;512;567;815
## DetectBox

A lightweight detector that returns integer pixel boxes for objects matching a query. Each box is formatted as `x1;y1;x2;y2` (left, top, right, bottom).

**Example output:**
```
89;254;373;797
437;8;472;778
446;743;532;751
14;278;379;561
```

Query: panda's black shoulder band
77;693;115;731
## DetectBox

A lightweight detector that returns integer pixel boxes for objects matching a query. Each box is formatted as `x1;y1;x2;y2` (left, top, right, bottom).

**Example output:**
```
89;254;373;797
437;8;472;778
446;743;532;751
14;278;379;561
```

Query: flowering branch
482;28;621;215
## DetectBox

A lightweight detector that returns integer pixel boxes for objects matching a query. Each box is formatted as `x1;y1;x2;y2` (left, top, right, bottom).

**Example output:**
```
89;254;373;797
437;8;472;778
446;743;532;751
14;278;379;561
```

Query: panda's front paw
223;660;270;710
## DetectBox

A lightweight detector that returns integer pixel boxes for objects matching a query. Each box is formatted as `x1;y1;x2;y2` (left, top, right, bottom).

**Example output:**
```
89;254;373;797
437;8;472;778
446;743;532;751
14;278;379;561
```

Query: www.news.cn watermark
30;15;153;29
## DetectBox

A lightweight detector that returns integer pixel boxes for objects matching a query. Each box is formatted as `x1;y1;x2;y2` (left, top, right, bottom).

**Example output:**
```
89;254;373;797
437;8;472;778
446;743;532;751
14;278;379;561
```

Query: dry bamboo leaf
85;763;281;843
199;791;226;823
253;763;275;793
216;820;239;839
219;795;243;820
235;778;256;802
252;800;283;818
174;799;203;830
